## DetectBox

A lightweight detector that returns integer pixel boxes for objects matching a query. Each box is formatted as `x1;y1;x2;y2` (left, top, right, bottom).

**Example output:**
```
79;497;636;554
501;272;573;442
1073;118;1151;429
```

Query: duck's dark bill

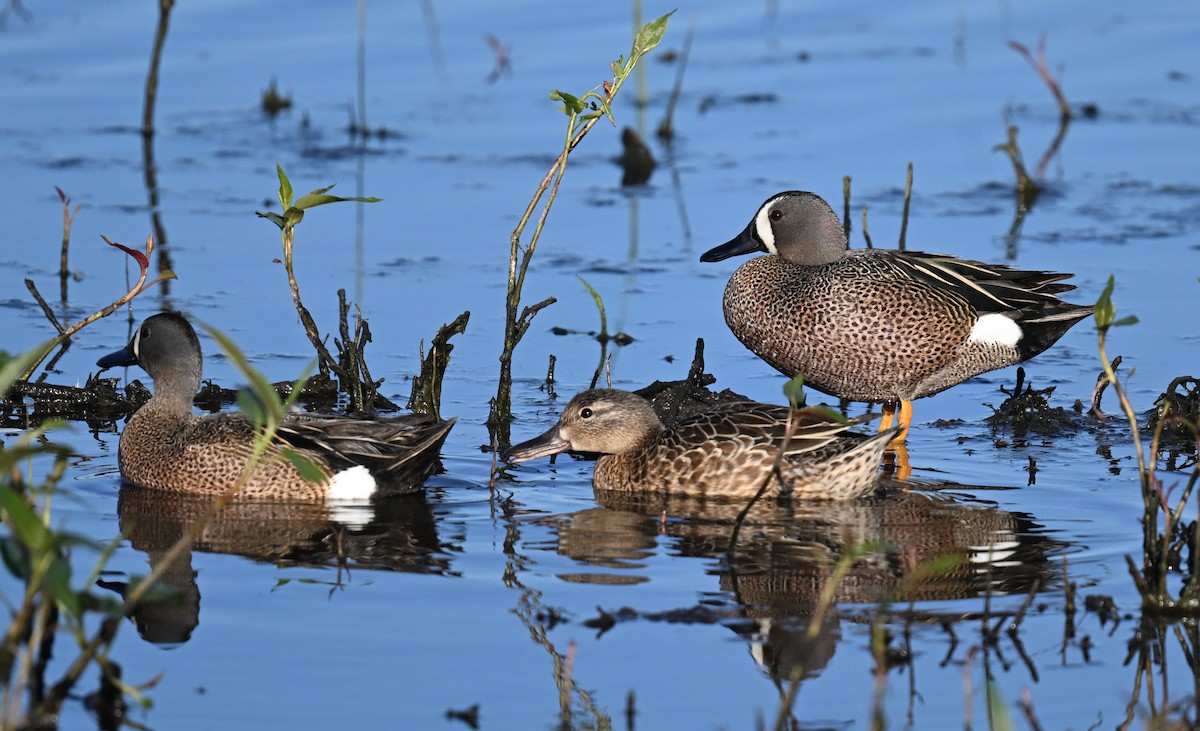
502;427;571;463
699;222;764;262
97;343;138;369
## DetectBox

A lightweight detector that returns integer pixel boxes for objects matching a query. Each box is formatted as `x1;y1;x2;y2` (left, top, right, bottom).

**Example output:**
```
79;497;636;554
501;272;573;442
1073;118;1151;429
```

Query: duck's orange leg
894;399;913;443
886;440;912;481
884;400;913;476
878;402;897;432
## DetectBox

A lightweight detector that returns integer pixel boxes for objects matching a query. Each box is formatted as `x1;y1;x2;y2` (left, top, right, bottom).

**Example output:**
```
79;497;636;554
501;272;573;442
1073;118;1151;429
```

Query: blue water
3;0;1200;728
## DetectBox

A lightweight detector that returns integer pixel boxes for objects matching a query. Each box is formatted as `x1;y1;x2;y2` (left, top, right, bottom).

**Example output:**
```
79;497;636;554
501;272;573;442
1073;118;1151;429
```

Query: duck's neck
145;368;200;416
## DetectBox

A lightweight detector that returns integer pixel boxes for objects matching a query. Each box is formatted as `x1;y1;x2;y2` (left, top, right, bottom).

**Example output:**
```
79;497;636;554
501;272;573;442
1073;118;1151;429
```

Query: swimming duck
700;190;1094;439
97;312;455;500
503;388;895;500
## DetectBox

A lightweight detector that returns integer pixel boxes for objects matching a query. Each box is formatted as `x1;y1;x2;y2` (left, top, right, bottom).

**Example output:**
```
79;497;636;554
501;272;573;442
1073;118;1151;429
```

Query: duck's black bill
699;222;765;263
97;343;137;370
501;426;571;464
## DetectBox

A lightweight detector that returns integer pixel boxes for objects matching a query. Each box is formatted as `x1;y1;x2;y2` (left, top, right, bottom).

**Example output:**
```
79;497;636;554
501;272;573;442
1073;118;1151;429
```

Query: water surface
2;0;1200;728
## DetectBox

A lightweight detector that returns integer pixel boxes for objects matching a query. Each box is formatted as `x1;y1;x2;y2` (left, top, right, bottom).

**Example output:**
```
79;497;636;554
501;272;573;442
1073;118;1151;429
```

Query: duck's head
700;190;848;267
97;312;204;395
502;389;664;463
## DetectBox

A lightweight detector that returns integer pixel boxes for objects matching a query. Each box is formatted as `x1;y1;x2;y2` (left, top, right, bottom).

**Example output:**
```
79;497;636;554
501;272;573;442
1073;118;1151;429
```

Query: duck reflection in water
538;485;1065;687
106;485;453;646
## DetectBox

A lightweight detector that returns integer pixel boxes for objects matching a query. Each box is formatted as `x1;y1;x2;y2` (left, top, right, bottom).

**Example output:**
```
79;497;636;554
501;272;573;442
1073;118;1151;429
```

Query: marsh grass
256;164;386;414
19;234;174;383
488;13;671;447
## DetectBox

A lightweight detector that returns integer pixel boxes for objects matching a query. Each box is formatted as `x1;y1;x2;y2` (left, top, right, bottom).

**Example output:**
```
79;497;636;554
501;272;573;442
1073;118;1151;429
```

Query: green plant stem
492;15;669;444
1098;330;1157;589
281;227;345;381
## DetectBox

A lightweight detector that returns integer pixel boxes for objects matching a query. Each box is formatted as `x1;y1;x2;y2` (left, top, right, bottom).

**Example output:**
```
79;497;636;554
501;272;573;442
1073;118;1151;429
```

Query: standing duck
503;388;896;500
700;190;1094;439
97;312;455;500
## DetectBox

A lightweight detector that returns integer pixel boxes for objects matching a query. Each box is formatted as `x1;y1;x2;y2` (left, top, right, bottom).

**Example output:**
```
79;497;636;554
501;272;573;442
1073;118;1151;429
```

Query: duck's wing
278;413;456;477
665;402;874;456
887;250;1081;315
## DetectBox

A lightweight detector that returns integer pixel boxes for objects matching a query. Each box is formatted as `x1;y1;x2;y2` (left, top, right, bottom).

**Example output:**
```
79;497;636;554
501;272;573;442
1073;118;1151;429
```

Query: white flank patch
747;618;772;669
326;465;377;501
328;503;374;530
968;538;1021;570
967;313;1022;347
754;204;777;254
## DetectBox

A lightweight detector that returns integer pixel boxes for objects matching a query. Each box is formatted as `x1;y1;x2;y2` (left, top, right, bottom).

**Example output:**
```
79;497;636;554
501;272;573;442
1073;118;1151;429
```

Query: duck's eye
769;209;783;222
579;407;594;419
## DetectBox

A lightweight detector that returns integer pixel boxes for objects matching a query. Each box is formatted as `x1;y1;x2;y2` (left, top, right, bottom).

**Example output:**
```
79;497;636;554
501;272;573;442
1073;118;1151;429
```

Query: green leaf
796;406;853;426
0;535;28;580
276;163;294;209
280;447;327;484
1094;274;1116;330
280;361;317;414
0;486;50;552
633;12;673;56
577;275;607;336
283;206;305;227
293;192;382;210
985;679;1017;731
115;575;184;605
0;340;56;397
1112;315;1139;328
45;555;82;619
551;90;585;116
203;323;284;425
0;445;58;476
236;389;267;428
255;211;286;230
782;375;807;410
79;592;125;618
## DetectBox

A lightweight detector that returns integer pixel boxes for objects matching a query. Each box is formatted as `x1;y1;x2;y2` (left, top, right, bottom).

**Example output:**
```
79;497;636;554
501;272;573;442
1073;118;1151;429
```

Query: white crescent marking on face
754;203;778;255
132;326;144;358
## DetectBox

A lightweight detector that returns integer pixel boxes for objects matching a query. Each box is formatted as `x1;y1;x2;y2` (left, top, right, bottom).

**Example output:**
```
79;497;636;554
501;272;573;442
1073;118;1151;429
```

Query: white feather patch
968;313;1022;347
326;465;377;501
754;204;777;254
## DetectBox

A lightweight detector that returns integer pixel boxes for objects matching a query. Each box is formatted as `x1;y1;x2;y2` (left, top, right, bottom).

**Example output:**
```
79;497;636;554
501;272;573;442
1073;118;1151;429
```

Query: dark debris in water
583;603;731;637
1149;376;1200;443
2;373;345;429
984;367;1084;438
697;92;778;115
618;126;655;186
634;338;748;424
444;703;480;729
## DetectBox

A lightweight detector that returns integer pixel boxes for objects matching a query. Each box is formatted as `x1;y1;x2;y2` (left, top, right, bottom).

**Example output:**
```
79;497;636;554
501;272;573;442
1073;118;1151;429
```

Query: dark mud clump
1147;376;1199;470
984;367;1083;438
634;338;748;424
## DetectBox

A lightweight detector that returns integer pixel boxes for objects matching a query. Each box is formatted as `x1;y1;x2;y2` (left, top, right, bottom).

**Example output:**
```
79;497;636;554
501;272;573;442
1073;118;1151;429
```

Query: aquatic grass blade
280;447;326;484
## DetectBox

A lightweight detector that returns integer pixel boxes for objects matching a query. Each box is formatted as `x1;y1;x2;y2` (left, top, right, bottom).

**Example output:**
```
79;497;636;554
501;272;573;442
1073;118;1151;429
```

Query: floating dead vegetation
984;366;1083;438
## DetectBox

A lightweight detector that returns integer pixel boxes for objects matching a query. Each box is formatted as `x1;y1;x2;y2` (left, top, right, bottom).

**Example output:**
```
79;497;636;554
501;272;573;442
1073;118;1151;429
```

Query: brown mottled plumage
700;190;1094;436
97;312;454;499
502;389;895;500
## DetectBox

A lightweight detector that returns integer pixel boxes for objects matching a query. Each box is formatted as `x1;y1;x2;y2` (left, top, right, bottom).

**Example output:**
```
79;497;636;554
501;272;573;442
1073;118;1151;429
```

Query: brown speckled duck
97;312;455;500
502;388;896;500
700;190;1094;439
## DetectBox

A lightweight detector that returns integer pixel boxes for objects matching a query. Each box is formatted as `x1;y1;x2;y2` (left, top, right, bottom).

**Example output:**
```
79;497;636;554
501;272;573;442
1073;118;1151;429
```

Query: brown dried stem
1008;37;1073;121
19;235;174;381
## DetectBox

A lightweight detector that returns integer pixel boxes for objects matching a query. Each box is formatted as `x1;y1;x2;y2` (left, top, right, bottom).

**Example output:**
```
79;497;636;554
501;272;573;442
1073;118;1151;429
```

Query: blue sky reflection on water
2;0;1200;727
